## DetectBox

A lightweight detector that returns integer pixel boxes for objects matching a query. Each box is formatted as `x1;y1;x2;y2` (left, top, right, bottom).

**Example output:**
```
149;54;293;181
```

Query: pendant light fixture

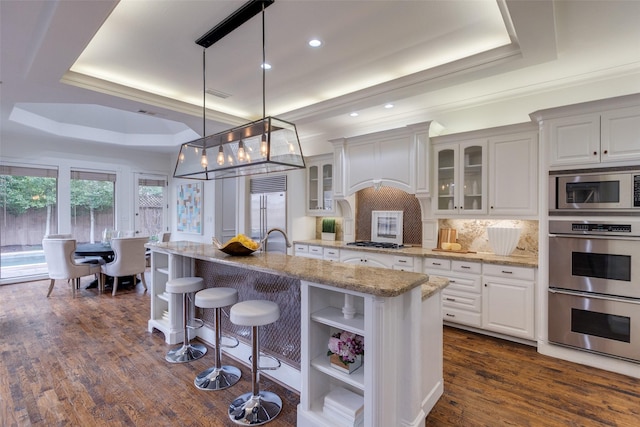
174;0;305;180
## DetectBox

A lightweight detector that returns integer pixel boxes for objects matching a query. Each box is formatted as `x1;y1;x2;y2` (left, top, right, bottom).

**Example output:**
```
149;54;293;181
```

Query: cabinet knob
603;150;608;154
490;206;494;209
593;151;598;156
484;283;487;287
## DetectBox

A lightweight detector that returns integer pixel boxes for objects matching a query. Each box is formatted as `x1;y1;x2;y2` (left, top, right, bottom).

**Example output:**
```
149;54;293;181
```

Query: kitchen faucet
262;228;292;252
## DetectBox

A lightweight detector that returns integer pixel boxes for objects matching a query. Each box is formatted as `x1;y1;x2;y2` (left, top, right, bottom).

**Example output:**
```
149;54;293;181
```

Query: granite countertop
148;241;448;298
294;239;538;268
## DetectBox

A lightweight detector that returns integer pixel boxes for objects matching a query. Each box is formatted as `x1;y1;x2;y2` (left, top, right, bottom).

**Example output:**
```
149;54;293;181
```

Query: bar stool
194;287;241;391
228;300;282;426
165;277;207;363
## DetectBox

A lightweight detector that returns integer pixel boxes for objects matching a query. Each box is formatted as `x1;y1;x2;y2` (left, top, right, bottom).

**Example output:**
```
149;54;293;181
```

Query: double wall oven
548;219;640;362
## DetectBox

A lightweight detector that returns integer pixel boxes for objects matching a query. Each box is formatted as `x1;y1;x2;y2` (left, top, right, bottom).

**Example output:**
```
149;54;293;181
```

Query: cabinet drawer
442;290;481;312
483;263;534;281
323;248;340;260
424;257;451;271
443;307;482;328
393;255;414;267
294;244;308;254
308;245;324;257
445;274;481;294
452;260;481;275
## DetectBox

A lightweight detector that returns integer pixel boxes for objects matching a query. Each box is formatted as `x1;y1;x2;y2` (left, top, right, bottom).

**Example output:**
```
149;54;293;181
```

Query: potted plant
327;330;364;374
321;218;336;241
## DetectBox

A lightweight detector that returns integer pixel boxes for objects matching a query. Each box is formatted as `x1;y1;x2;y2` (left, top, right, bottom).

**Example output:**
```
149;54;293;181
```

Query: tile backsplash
354;187;422;244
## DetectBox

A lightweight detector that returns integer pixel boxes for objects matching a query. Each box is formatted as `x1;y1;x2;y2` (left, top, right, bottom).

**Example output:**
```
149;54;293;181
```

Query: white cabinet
482;264;535;341
547;114;601;166
148;249;194;344
391;254;421;272
307;154;335;215
433;140;487;215
432;123;538;218
488;130;538;217
330;122;432;197
295;243;323;259
323;247;340;261
543;104;640;168
339;250;392;269
345;134;414;194
426;257;536;342
601;106;640;163
425;258;482;328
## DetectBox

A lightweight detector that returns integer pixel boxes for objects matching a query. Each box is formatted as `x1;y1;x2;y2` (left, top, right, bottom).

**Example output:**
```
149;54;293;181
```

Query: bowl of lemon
213;234;261;256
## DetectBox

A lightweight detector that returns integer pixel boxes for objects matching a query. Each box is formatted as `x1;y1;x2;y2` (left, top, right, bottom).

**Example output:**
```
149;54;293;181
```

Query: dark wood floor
1;277;639;426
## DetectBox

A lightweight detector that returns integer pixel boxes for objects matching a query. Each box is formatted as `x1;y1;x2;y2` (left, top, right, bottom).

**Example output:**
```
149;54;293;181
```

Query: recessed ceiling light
261;63;272;70
349;112;359;117
308;39;322;48
384;103;394;109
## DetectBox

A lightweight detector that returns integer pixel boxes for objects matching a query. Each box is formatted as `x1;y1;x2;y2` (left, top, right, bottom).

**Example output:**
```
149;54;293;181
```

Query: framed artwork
176;182;203;234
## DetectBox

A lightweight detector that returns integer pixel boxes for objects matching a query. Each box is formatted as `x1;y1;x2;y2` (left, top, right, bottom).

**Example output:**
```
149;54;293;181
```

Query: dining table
75;242;115;262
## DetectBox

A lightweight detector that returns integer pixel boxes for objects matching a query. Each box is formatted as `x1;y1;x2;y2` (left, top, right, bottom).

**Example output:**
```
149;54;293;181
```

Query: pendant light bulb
288;142;295;154
217;146;225;166
260;135;268;157
200;149;208;168
237;140;246;162
179;151;185;163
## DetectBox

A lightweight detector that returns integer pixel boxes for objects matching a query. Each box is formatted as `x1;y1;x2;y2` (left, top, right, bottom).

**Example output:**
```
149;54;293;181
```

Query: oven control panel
571;223;632;233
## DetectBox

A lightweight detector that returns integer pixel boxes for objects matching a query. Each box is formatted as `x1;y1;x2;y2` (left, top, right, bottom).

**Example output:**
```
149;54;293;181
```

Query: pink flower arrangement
327;331;364;365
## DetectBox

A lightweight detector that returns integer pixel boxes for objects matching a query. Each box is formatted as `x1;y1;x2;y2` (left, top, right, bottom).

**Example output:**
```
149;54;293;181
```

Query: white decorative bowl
487;227;521;256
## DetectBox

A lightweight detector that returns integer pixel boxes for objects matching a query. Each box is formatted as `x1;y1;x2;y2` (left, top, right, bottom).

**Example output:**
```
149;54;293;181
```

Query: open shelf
311;355;365;391
311;306;365;335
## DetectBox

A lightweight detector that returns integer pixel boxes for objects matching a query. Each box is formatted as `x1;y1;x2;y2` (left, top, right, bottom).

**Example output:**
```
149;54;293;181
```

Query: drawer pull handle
445;313;455;318
398;259;407;263
461;265;470;269
502;270;513;274
449;279;456;283
445;297;456;302
432;262;441;266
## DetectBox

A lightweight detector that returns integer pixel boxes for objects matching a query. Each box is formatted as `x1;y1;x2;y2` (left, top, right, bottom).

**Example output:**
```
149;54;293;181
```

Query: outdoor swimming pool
1;251;46;267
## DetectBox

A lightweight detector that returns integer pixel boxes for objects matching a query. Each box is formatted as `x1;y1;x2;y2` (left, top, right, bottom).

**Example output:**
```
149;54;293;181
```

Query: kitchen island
147;241;448;427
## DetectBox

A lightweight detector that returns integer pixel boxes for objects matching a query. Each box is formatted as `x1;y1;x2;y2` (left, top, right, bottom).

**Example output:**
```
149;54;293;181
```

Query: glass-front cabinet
307;154;334;215
434;140;487;215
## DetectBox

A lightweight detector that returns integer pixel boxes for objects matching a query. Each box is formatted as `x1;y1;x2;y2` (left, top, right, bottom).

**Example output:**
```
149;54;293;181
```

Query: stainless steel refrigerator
249;175;287;254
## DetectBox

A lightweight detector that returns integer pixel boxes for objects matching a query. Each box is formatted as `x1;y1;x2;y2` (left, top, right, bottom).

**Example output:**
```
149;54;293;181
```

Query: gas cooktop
346;241;404;249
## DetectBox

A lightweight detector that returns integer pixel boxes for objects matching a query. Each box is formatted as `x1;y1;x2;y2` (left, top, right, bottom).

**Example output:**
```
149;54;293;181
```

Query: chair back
42;238;93;280
103;237;148;277
160;232;171;242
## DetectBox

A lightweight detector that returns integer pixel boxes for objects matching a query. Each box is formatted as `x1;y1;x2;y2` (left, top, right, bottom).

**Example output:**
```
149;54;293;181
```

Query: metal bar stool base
194;365;241;391
229;391;282;426
165;343;207;363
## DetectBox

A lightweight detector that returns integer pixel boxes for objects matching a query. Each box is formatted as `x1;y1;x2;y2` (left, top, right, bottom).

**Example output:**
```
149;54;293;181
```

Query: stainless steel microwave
549;168;640;213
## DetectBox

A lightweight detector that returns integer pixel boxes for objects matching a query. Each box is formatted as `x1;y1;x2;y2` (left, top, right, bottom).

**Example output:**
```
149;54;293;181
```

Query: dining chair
42;237;102;297
100;236;148;296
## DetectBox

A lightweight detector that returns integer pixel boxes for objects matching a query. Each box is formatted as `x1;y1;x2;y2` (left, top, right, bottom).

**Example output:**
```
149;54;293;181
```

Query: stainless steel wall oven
548;219;640;362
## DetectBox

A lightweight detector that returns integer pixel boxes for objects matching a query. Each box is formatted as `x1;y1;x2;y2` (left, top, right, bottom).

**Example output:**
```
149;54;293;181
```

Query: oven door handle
549;288;640;305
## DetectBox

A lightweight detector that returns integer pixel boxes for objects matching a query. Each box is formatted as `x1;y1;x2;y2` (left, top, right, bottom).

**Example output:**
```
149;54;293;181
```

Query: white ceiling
2;0;640;157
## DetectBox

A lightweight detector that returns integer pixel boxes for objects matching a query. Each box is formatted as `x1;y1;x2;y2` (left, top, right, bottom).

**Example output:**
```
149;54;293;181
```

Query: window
0;165;58;282
71;170;116;244
136;176;167;238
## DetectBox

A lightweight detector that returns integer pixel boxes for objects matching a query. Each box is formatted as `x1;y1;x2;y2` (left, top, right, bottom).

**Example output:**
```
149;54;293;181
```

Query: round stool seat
230;300;280;327
166;277;204;294
195;287;238;309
